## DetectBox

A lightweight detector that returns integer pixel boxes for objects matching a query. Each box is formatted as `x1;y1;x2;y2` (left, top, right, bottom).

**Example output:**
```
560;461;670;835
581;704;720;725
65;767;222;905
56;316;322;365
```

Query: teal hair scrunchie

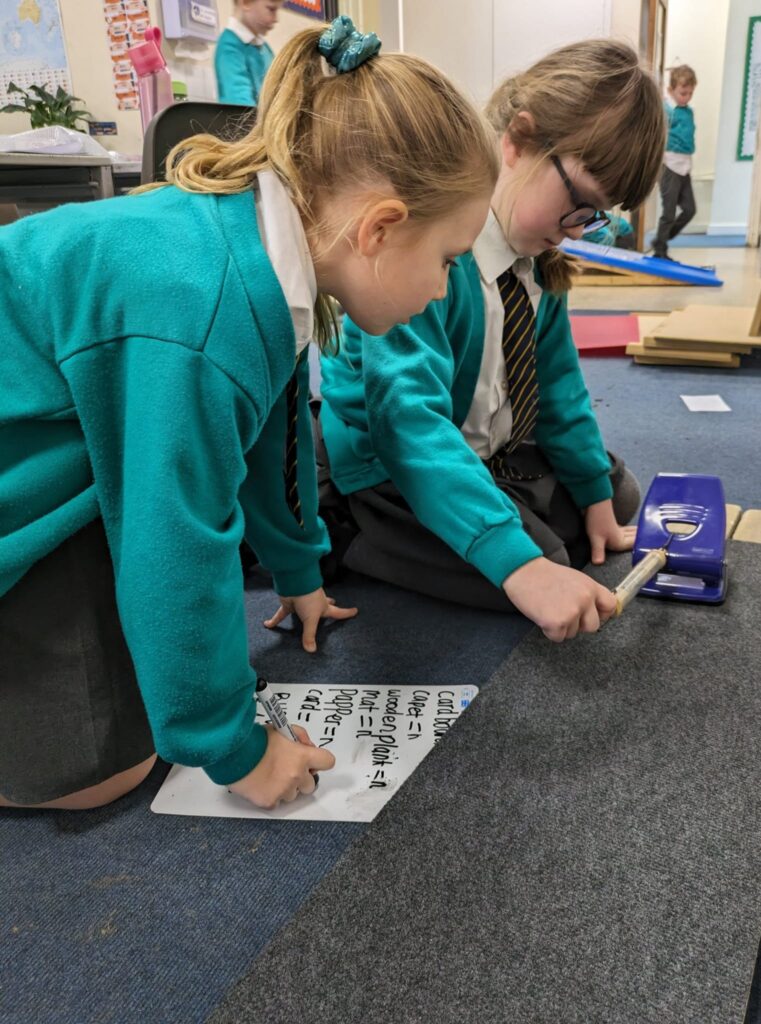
317;14;381;74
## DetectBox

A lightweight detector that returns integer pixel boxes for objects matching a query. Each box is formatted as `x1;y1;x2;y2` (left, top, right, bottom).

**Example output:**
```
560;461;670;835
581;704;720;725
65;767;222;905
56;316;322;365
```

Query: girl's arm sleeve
357;277;542;588
61;338;267;786
533;292;613;509
239;353;330;596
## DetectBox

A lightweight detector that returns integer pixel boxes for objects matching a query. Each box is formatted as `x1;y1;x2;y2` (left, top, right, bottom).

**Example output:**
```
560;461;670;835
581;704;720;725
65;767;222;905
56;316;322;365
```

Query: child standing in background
0;19;498;811
319;40;665;643
652;64;697;260
215;0;282;105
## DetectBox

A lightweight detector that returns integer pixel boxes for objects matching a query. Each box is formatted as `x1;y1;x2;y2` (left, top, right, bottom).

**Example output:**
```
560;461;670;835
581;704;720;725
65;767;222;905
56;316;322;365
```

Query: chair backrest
140;102;256;185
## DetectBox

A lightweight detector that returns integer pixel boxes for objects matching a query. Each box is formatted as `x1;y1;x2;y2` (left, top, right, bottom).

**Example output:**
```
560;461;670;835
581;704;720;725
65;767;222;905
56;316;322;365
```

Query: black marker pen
255;678;319;788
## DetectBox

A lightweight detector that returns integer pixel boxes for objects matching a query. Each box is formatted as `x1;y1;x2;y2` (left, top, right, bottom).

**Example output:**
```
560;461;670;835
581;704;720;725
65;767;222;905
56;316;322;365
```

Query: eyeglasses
551;154;610;233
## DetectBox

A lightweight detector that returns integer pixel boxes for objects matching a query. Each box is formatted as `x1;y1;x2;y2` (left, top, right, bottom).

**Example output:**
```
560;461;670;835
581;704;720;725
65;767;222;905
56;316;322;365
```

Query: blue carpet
0;572;530;1024
3;358;759;1024
582;356;761;508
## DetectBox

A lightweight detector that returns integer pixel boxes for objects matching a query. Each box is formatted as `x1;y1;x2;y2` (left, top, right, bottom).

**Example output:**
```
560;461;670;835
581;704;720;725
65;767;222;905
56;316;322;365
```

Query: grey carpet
0;571;529;1024
210;542;761;1024
582;356;761;511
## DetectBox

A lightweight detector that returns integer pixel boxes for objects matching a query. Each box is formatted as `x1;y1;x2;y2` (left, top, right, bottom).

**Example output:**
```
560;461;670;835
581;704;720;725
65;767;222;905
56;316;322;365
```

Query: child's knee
0;754;157;811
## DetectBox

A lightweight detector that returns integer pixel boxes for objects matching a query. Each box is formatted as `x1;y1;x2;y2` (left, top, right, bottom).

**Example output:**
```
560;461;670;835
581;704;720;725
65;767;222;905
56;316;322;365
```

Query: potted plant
0;83;92;131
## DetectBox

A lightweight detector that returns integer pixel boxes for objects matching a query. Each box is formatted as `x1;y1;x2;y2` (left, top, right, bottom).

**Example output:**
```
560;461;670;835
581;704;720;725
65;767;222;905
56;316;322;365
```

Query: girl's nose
563;223;586;242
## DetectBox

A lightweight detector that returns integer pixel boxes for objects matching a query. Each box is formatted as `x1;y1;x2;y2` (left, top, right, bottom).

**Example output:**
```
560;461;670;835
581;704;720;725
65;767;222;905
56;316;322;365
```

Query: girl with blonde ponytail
319;39;666;644
0;17;497;813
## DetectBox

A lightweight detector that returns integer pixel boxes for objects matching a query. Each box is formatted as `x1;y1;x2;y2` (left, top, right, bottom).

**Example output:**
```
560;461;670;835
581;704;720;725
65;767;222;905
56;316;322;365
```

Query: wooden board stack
626;297;761;368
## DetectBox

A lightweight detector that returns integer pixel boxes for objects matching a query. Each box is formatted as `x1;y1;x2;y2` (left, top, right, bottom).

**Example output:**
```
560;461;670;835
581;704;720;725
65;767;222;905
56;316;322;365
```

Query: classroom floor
570;244;761;312
4;241;761;1024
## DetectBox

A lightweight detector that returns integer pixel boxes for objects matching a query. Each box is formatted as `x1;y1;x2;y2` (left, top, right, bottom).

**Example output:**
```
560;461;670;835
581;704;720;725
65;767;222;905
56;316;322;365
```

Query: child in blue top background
652;64;697;260
319;39;665;644
0;19;498;812
215;0;281;105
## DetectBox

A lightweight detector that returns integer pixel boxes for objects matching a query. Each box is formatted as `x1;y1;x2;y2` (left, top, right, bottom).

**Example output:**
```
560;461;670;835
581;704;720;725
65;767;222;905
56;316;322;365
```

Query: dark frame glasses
551;154;610;233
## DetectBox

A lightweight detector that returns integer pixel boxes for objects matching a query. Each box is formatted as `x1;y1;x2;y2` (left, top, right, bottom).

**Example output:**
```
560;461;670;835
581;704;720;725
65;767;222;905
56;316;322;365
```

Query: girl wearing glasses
317;39;665;643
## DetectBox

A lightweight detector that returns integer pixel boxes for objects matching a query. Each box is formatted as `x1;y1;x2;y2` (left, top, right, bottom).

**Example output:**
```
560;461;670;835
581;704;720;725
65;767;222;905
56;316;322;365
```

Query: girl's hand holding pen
228;725;336;809
264;587;358;653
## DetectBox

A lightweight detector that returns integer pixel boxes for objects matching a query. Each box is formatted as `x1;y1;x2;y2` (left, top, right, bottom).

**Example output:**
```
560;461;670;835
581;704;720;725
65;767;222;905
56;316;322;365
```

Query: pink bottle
128;26;174;134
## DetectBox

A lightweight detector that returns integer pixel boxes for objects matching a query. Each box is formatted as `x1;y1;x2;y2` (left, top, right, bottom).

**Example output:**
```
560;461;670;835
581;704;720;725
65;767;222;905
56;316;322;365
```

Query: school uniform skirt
318;437;640;613
0;519;154;804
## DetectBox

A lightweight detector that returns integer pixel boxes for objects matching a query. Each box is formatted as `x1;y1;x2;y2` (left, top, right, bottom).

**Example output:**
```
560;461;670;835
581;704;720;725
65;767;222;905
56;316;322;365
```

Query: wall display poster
152;683;479;822
283;0;338;21
0;0;70;107
102;0;151;111
738;15;761;160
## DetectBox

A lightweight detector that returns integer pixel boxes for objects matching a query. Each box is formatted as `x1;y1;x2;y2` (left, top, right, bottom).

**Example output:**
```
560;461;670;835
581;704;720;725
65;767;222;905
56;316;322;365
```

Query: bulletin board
738;15;761;160
152;683;478;822
283;0;338;21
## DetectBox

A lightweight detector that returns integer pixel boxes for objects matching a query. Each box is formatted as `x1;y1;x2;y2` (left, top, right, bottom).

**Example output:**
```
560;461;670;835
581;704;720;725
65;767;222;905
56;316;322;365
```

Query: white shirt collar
471;207;527;285
255;169;317;354
228;17;265;46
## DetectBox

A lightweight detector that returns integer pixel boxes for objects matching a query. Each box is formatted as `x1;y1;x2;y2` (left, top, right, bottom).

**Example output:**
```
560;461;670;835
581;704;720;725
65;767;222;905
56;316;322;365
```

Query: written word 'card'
151;684;478;822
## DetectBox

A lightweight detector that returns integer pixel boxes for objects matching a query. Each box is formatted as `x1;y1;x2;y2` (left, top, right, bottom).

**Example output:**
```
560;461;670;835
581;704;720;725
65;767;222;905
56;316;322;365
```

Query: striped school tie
284;353;305;528
487;268;539;480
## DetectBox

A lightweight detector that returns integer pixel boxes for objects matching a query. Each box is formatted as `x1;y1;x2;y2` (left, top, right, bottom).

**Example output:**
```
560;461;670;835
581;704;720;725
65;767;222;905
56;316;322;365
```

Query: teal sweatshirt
320;254;612;589
0;186;329;785
215;28;273;105
665;101;696;155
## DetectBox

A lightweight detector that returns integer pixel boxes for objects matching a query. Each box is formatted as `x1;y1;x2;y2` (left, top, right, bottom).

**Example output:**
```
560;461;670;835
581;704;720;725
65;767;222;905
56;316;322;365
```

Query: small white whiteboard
151;684;478;822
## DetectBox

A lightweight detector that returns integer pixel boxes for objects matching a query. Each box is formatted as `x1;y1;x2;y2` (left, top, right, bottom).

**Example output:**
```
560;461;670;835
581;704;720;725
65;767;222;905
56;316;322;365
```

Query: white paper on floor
680;394;731;412
151;683;478;822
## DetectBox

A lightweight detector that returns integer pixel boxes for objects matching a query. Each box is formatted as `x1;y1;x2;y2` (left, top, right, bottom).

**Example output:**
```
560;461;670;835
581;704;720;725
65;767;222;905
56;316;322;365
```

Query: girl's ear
355;199;409;258
501;111;539;167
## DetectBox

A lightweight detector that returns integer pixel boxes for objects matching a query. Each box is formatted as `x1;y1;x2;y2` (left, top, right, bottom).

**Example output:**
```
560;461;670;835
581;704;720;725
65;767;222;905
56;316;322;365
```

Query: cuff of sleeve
272;561;324;597
204;722;268;786
567;471;614;510
467;520;544;589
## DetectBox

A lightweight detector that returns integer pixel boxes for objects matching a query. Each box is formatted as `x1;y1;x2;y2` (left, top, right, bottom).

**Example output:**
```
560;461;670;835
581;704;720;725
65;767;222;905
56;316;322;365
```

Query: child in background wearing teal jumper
0;19;498;811
652;64;697;260
319;40;666;643
215;0;281;105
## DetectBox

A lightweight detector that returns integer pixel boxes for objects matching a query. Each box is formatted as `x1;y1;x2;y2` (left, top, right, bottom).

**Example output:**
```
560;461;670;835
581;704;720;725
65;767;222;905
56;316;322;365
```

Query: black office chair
140;101;256;185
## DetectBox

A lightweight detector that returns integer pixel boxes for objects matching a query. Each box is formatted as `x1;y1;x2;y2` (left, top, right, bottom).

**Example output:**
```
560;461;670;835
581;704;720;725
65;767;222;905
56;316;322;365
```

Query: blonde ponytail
142;27;499;347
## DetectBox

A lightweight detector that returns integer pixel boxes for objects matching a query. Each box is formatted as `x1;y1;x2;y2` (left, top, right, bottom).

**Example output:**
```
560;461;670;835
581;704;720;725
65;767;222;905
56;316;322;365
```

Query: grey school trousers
318;439;640;613
653;165;696;257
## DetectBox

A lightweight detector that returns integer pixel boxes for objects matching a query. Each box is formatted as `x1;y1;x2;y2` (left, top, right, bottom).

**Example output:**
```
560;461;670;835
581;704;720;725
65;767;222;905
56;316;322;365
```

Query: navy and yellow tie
284;355;305;528
487;267;539;480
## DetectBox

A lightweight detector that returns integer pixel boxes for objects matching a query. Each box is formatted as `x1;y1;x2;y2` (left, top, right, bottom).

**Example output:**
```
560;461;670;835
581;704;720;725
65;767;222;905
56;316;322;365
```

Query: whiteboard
151;684;479;822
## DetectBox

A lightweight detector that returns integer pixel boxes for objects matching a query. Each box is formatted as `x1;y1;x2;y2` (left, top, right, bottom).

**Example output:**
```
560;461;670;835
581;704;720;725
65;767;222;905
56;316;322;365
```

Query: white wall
399;0;492;102
391;0;618;104
609;0;640;50
710;0;761;234
663;0;730;232
492;0;611;84
389;0;670;102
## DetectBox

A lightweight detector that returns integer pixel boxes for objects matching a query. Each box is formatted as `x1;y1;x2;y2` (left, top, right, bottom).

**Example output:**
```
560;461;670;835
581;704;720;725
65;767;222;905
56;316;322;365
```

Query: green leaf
29;83;57;106
0;103;28;113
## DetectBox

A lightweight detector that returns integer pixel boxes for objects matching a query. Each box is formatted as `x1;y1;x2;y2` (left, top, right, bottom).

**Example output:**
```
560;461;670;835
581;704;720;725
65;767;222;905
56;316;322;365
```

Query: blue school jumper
0;186;328;784
320;255;612;588
665;101;696;155
215;28;273;105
